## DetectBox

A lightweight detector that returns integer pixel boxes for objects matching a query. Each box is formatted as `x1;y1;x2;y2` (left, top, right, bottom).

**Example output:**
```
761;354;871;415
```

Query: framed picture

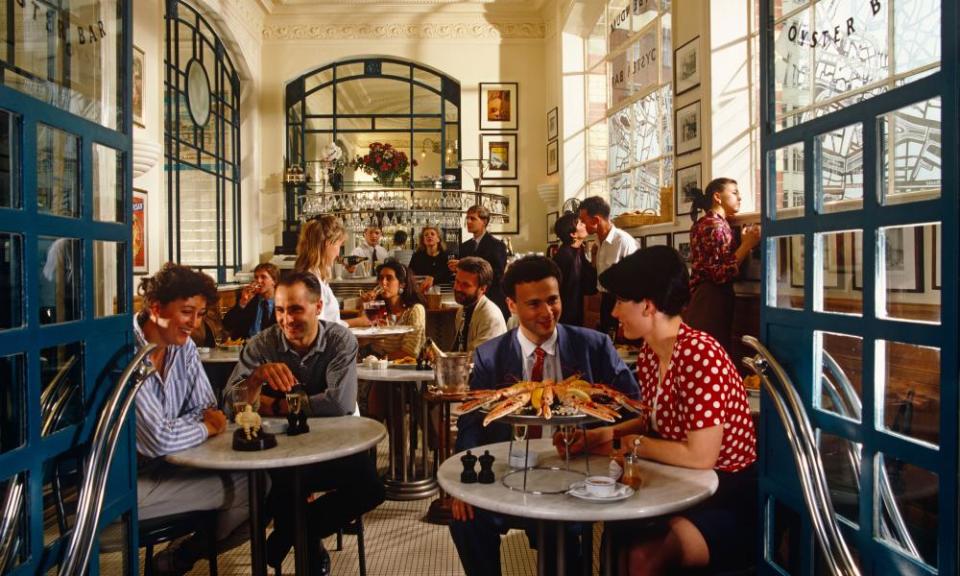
672;231;692;264
546;211;559;242
547;140;559;175
547;107;559;141
480;133;518;180
674;36;700;96
675;101;701;155
132;189;148;274
133;46;145;128
644;233;671;248
675;163;702;216
851;228;923;292
933;224;941;290
479;82;518;131
482;184;519;235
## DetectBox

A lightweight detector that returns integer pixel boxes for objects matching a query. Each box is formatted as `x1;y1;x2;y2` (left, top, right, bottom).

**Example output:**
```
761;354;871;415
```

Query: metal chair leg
356;517;367;576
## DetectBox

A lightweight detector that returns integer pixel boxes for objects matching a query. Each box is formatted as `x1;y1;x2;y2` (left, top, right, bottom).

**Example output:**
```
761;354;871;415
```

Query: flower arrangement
352;142;417;186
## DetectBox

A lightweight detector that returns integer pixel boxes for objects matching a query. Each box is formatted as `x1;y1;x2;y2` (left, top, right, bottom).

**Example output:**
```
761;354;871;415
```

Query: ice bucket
434;353;471;392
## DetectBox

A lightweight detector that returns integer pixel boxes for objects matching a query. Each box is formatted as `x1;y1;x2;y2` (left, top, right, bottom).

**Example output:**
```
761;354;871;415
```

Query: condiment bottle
622;454;642;489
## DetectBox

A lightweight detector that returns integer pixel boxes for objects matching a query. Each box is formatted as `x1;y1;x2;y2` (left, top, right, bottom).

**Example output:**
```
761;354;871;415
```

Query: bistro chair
140;510;219;576
333;516;367;576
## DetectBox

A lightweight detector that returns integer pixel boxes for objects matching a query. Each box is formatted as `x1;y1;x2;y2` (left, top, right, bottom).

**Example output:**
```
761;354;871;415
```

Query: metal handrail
40;355;78;422
742;336;860;576
820;352;920;558
59;343;157;576
0;473;25;573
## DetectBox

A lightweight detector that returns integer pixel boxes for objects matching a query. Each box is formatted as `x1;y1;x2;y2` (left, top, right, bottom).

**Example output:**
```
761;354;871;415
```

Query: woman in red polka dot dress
571;245;757;575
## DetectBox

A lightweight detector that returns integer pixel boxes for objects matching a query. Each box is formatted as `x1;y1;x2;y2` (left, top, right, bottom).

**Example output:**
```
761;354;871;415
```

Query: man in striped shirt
135;264;249;575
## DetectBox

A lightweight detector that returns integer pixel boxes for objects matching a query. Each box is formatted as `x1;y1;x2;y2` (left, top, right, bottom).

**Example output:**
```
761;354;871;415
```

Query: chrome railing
0;473;25;573
58;344;157;576
741;336;860;576
820;351;919;558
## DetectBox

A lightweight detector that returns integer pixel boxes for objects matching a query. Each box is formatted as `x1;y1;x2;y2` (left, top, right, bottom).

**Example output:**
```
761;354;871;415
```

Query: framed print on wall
547;140;559;175
482;184;519;234
480;132;518;180
547;211;559;241
675;100;701;155
133;46;145;127
675;163;702;216
672;231;692;264
674;36;700;96
851;228;924;292
132;189;148;274
547;107;559;141
479;82;518;131
644;233;671;248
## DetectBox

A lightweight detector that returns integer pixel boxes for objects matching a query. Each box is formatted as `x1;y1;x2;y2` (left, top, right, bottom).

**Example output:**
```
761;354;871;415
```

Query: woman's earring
399;287;405;295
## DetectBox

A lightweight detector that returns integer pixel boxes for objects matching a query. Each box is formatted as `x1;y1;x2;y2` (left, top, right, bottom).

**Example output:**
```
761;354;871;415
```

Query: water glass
231;384;250;421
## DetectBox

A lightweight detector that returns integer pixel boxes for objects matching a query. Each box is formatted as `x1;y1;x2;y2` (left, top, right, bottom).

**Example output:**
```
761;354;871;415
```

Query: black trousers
599;291;619;337
267;451;385;552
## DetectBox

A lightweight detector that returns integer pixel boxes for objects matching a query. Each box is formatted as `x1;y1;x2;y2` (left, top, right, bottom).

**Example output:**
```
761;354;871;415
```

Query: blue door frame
757;1;957;575
0;2;138;573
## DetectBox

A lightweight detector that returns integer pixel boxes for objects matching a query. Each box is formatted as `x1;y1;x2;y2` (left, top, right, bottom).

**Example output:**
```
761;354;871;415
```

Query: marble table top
350;326;415;338
438;439;718;523
356;366;436;382
198;347;241;364
166;416;385;471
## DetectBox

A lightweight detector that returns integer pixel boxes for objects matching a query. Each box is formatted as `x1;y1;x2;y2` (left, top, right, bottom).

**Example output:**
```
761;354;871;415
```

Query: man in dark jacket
448;204;509;319
222;263;278;338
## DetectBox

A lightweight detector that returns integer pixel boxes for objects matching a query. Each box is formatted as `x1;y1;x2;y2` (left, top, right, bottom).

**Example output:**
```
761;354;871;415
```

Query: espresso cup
584;475;617;497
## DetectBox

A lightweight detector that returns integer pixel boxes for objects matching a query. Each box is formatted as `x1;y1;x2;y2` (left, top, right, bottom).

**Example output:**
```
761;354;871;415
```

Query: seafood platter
460;375;648;427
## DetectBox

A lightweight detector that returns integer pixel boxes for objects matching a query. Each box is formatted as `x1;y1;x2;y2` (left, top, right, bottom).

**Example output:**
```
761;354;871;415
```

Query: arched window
164;0;241;282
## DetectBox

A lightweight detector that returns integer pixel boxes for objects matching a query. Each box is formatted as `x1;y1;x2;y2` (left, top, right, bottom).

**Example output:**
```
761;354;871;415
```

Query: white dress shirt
351;243;390;277
516;328;561;382
595;223;638;292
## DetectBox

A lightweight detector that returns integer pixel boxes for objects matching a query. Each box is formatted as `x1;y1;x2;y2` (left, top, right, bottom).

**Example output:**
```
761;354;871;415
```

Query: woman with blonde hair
408;225;452;290
294;215;348;324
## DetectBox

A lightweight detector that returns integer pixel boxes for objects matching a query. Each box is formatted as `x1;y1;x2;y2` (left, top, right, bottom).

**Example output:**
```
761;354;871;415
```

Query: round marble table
197;347;241;363
438;439;718;575
167;416;385;576
357;366;438;500
350;325;415;338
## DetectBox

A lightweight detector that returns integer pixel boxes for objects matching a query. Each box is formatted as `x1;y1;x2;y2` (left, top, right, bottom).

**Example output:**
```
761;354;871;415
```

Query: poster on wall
133;46;145;127
480;133;518;180
133;189;148;274
479;82;518;131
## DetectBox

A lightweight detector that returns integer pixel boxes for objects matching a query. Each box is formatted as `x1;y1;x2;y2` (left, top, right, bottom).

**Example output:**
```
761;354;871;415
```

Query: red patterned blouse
689;212;739;290
635;323;757;473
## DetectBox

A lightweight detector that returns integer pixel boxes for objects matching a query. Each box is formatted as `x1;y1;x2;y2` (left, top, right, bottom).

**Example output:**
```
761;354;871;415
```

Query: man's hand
419;275;435;291
238;282;259;308
447;258;460;272
248;362;297;394
202;408;227;436
450;497;475;522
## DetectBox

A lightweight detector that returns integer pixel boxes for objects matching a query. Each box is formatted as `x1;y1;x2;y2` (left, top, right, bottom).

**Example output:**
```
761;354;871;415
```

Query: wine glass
559;425;577;469
510;424;529;468
231;383;250;422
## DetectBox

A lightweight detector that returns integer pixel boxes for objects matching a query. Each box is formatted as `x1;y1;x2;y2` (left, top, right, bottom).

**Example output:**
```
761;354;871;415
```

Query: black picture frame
644;233;671;248
480;132;518;180
675;100;702;155
482;184;520;235
479;82;519;131
672;231;692;264
675;163;702;217
850;228;924;293
547;140;559;175
546;211;559;241
547;107;559;141
674;36;701;96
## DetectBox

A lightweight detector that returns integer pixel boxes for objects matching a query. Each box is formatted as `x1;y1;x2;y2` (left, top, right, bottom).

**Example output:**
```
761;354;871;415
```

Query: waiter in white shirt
350;224;390;277
578;196;638;336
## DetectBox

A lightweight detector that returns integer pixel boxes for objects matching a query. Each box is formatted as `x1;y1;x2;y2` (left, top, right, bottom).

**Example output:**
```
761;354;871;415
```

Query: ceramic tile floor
127;437;586;576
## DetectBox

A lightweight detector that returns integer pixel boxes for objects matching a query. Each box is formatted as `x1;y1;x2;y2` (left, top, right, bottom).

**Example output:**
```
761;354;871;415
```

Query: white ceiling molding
263;21;545;41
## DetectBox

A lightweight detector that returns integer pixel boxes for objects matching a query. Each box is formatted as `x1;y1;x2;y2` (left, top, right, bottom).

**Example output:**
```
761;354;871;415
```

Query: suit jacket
454;295;507;355
455;324;639;451
554;244;597;326
222;295;276;339
458;233;509;318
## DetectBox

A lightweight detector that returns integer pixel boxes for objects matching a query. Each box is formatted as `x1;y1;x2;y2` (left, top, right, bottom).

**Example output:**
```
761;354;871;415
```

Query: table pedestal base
383;476;438;500
424;495;455;525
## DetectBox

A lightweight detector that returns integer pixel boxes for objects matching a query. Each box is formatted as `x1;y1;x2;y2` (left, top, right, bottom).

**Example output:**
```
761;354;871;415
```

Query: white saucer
567;481;635;502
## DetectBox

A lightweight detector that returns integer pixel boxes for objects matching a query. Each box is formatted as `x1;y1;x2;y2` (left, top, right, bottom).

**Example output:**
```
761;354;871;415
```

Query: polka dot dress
636;323;757;472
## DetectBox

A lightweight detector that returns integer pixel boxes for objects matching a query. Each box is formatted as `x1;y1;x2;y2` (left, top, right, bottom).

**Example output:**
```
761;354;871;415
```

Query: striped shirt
134;315;215;458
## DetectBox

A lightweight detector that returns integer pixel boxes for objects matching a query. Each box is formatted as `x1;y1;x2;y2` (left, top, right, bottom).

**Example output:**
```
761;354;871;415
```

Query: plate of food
219;337;245;351
390;356;419;369
463;376;649;427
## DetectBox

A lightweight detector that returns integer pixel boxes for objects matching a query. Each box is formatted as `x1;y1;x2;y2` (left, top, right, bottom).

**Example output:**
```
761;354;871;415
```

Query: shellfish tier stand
298;187;509;224
492;412;600;496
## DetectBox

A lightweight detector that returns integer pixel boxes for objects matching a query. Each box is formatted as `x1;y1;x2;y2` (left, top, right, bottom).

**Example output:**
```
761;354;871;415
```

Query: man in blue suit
449;256;639;576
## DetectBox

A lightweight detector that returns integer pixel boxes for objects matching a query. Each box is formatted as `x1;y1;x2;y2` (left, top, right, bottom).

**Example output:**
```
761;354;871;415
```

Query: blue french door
757;1;956;574
0;0;138;574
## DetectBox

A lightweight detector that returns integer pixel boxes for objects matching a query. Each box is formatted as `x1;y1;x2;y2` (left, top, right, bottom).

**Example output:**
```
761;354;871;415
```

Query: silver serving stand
487;411;600;495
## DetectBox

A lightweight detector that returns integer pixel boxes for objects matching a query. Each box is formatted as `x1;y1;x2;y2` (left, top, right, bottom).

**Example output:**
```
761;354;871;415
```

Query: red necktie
531;346;546;382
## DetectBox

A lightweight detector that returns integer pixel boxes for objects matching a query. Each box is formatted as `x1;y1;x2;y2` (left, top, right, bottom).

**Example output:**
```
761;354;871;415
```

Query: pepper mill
477;450;496;484
460;450;478;483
